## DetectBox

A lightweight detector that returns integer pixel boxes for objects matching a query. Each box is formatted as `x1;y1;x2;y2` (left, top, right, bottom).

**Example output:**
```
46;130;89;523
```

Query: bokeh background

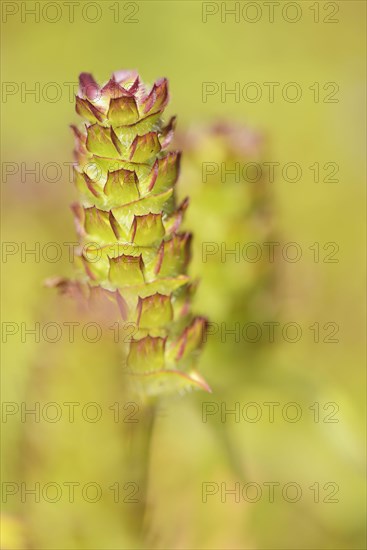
1;1;366;548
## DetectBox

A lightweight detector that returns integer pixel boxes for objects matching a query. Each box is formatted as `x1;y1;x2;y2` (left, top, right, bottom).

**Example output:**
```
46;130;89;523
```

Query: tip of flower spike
75;71;172;130
101;78;131;99
112;69;139;86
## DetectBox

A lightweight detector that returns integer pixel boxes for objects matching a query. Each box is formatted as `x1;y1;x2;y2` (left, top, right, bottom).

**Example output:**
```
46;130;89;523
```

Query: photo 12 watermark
201;481;340;503
1;241;143;264
204;321;340;344
202;81;339;103
201;241;340;263
1;400;141;424
201;160;340;184
1;2;140;24
201;401;340;423
201;2;340;24
1;481;140;503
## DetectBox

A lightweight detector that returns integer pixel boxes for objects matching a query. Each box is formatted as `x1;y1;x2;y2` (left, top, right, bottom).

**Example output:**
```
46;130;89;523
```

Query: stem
124;400;157;546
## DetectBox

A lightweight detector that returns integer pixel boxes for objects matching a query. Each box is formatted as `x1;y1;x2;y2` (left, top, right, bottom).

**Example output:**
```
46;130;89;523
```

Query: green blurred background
1;1;366;548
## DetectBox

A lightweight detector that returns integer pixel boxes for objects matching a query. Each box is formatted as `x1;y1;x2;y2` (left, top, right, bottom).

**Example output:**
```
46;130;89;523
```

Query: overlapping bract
70;71;210;395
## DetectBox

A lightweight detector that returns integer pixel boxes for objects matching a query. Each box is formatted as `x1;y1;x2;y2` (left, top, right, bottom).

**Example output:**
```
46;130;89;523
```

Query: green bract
69;70;210;396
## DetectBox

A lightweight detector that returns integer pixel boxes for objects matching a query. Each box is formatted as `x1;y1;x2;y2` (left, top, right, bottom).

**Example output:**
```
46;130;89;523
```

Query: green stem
124;400;157;546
